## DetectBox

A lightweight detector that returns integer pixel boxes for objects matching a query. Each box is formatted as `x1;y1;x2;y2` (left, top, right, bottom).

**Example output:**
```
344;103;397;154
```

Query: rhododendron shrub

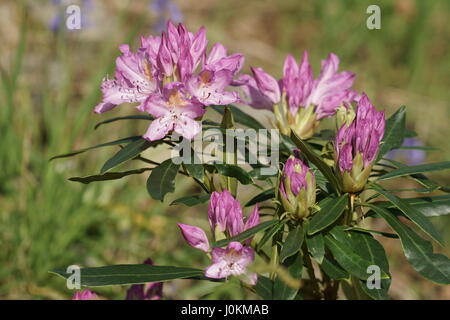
51;21;450;300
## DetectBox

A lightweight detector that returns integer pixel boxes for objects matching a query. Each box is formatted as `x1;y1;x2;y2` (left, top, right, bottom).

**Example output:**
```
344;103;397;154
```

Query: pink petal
206;43;228;65
143;117;174;141
173;115;202;140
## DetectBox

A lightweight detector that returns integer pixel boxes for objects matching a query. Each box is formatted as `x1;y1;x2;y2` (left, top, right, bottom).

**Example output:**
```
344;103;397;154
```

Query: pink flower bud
178;223;210;252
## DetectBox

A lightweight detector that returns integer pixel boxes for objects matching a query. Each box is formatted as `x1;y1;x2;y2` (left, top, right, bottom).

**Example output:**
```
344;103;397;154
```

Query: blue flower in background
386;137;426;166
150;0;183;33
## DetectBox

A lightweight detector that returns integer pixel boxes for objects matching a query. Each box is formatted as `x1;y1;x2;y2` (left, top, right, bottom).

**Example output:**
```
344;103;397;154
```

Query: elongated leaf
170;194;211;207
256;220;286;251
69;168;151;184
344;227;398;239
324;234;389;280
377;106;406;160
377;161;450;181
49;136;142;161
147;159;180;201
367;204;450;284
273;253;302;300
350;231;391;300
51;265;213;287
213;220;278;248
214;163;254;185
380;158;440;190
305;232;325;264
307;195;348;235
253;276;273;300
94;115;153;130
249;167;277;181
211;105;264;130
101;138;156;173
320;256;349;280
290;132;340;193
371;184;443;245
372;194;450;218
280;226;305;263
245;188;275;207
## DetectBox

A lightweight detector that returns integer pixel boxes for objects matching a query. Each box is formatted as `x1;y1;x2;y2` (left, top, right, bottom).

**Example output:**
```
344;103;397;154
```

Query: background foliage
0;0;449;299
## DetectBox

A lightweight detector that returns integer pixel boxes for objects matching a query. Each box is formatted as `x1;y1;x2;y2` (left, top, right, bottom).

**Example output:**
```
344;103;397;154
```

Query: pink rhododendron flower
205;241;257;285
140;82;205;141
236;51;357;139
178;190;259;283
94;21;243;141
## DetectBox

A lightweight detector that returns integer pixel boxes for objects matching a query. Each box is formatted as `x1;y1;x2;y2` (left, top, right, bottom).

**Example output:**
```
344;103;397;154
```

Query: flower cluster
236;51;357;139
178;190;259;284
95;21;243;141
279;154;316;219
335;93;385;192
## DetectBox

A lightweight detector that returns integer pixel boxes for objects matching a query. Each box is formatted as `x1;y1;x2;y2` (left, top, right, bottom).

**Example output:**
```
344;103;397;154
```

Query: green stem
302;245;322;299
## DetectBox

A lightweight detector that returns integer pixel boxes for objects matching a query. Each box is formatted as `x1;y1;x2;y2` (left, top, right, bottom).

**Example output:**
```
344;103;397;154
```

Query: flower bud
178;223;210;252
335;93;385;193
279;155;316;219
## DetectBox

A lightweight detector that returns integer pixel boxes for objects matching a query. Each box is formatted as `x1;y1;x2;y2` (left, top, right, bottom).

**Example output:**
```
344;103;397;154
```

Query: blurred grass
0;0;449;299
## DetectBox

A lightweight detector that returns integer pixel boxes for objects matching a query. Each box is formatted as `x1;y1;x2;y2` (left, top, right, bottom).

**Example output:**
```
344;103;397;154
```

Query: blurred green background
0;0;449;299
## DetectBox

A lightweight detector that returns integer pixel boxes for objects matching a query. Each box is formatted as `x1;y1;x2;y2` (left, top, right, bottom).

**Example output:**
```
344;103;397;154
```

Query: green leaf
290;131;340;193
370;184;444;245
273;253;302;300
249;167;277;181
377;106;406;160
49;136;142;161
50;265;216;286
320;256;349;280
324;233;389;280
170;194;211;207
307;195;348;235
372;194;450;218
213;220;278;248
94;115;153;130
211;105;264;130
305;232;325;263
343;227;398;239
349;231;391;300
69;168;151;184
256;220;286;251
146;159;180;201
213;163;254;185
280;226;305;263
253;276;273;300
180;148;204;181
366;204;450;285
377;161;450;181
245;188;275;207
101;138;157;173
404;195;450;217
379;158;440;190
